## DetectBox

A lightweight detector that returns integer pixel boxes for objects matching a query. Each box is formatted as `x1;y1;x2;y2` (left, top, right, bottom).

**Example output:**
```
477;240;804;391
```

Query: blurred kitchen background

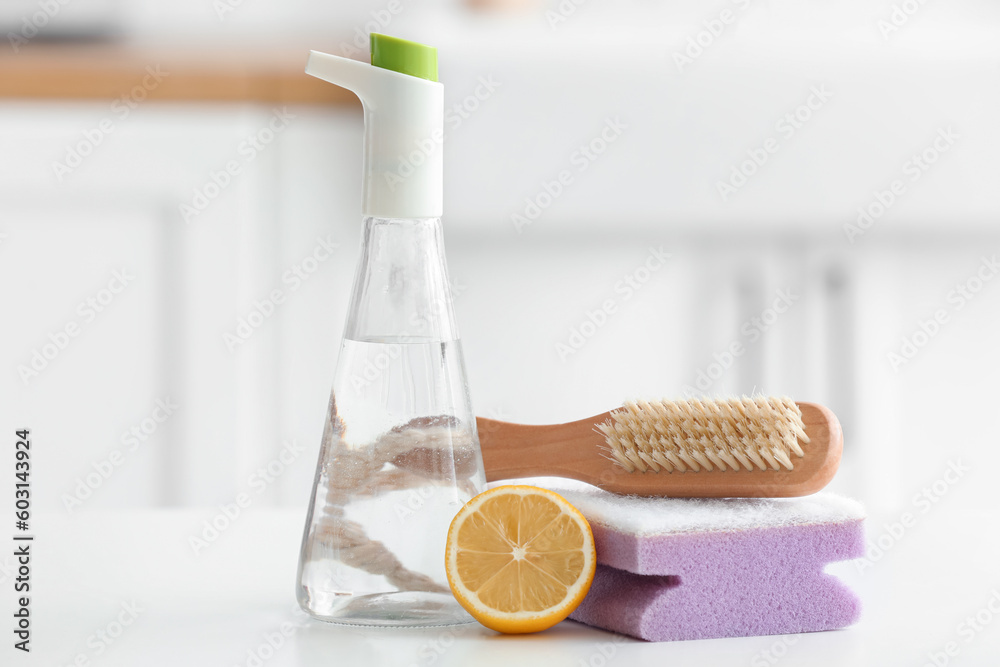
1;0;998;518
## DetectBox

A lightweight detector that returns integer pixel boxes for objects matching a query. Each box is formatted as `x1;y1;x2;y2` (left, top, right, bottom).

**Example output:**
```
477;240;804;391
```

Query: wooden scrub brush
475;397;842;498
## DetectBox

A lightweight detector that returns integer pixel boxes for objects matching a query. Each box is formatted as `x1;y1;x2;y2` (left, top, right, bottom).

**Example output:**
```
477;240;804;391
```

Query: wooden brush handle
476;402;842;498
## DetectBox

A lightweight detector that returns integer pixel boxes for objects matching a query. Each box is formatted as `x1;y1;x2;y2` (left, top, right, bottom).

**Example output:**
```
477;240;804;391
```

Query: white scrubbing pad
537;480;866;536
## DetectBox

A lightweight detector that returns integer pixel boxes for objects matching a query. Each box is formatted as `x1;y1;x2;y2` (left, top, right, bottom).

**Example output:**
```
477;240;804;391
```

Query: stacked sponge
549;486;865;642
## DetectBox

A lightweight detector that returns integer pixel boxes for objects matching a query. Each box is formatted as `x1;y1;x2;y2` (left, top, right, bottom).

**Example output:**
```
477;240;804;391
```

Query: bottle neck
343;217;459;343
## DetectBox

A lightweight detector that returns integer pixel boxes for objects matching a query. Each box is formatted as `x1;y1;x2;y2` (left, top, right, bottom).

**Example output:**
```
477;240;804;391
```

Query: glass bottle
296;214;486;626
297;37;485;626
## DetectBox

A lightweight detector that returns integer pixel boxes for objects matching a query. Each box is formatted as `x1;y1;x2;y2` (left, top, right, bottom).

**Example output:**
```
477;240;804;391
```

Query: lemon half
445;485;596;634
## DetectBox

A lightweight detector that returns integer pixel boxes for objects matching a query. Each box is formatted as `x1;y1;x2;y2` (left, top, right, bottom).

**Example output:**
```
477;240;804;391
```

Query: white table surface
14;504;1000;667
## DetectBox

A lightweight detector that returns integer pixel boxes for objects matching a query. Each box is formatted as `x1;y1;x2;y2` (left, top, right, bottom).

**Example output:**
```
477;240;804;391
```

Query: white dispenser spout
306;46;444;220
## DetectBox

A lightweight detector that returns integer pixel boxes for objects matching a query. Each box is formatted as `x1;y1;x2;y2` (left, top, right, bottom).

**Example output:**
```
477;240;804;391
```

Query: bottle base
299;589;476;628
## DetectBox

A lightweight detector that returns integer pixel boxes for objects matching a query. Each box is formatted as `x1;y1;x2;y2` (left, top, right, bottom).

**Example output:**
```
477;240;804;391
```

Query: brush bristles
597;396;809;473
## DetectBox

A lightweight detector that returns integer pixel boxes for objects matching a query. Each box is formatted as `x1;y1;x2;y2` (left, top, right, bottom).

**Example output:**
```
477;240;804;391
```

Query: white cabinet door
0;103;360;510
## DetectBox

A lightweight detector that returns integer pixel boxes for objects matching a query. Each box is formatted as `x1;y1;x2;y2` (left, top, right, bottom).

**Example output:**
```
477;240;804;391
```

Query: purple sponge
548;486;865;642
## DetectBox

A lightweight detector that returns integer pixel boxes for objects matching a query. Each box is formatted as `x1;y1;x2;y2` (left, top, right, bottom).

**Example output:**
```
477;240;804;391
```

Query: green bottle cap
370;33;438;83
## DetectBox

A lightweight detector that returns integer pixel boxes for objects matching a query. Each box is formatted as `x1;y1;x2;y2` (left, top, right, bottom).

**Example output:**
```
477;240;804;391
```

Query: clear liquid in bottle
296;217;486;626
